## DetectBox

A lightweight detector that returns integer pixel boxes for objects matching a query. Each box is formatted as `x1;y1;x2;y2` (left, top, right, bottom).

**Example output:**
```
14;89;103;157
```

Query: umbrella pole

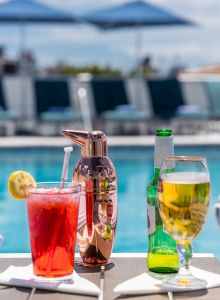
134;25;142;75
18;21;28;126
19;21;26;74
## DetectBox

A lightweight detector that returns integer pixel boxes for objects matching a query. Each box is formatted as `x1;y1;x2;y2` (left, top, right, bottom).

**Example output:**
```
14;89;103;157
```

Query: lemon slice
8;171;36;200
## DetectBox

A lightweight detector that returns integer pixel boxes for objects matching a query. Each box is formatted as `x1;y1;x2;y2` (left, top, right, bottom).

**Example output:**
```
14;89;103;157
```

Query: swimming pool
1;146;220;259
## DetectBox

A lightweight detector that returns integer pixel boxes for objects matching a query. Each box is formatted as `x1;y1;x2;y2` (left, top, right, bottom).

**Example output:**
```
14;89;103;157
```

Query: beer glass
158;156;210;288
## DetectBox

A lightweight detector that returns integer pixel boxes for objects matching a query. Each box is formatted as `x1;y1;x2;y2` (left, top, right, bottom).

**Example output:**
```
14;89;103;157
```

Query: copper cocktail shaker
62;130;117;266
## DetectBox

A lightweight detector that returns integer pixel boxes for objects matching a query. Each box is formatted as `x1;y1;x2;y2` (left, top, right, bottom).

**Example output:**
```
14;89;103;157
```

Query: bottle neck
153;167;160;178
154;136;174;169
82;140;107;157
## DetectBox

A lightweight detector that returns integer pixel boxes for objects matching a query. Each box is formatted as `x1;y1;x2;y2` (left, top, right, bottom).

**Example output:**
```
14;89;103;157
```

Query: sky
0;0;219;73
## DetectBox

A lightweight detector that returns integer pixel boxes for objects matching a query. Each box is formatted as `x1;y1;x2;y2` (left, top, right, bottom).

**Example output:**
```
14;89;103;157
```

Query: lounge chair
205;80;220;133
147;77;208;134
3;76;36;134
34;78;82;135
147;77;184;118
206;81;220;118
177;78;210;134
179;77;210;114
90;77;149;135
0;77;18;135
125;77;153;117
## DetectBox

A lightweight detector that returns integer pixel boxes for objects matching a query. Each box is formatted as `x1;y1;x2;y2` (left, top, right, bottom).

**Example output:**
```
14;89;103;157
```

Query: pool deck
0;134;220;148
0;253;219;300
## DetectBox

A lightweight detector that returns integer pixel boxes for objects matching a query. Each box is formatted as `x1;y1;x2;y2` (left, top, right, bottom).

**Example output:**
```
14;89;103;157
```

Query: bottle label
147;205;155;235
154;136;174;169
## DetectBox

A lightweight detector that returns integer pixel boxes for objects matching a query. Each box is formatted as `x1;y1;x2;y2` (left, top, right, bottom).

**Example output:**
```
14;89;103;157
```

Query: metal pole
19;21;28;124
19;20;26;74
134;25;142;74
77;87;93;131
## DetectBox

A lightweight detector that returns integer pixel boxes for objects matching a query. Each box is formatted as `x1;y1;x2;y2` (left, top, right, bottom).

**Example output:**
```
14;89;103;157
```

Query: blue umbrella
0;0;76;23
0;0;77;72
81;0;192;69
81;0;191;29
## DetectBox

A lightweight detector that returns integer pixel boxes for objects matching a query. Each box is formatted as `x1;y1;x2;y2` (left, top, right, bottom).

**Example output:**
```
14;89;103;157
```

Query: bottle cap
156;129;172;137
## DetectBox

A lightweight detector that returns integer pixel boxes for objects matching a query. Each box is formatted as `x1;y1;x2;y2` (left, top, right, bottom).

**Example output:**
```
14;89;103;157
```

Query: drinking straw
61;146;73;187
46;146;73;277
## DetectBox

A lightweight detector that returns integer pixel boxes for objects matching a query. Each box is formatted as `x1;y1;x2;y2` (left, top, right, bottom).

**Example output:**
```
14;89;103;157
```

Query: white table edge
0;253;214;258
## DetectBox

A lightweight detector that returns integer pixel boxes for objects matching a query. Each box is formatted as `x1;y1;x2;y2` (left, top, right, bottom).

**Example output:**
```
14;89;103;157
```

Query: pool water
1;146;220;259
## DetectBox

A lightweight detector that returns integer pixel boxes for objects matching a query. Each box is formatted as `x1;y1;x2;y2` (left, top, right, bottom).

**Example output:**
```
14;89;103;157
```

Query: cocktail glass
158;156;210;288
26;182;80;281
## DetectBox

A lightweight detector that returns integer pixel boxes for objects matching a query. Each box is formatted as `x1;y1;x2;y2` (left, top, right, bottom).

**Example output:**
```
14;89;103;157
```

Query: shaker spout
62;129;89;146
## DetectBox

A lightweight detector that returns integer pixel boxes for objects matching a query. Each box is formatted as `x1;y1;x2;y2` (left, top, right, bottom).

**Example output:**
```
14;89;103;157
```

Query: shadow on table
174;289;208;298
75;260;115;274
115;288;208;299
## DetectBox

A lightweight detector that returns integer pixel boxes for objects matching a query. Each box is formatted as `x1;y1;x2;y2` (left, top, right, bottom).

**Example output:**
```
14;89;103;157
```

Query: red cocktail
26;182;80;280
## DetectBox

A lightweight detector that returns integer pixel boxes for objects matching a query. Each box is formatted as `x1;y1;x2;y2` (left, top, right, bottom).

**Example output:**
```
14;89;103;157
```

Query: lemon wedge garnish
8;171;36;200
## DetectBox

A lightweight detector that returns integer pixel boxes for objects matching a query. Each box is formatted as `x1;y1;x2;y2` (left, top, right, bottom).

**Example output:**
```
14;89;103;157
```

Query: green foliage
48;64;123;77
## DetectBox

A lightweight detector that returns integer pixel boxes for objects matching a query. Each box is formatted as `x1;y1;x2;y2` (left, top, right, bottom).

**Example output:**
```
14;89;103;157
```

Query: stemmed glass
158;156;210;288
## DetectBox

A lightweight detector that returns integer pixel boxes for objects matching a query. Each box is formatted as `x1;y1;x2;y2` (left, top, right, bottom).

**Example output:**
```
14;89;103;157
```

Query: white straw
61;146;73;186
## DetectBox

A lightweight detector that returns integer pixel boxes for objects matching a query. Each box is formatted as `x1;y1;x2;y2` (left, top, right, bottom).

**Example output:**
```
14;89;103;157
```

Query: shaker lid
62;130;107;157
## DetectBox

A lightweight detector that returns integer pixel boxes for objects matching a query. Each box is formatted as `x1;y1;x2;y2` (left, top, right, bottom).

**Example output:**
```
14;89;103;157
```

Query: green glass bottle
147;129;179;273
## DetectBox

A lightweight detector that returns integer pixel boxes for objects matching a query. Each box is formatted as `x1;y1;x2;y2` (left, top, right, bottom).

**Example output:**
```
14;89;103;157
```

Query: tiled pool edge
0;135;220;148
